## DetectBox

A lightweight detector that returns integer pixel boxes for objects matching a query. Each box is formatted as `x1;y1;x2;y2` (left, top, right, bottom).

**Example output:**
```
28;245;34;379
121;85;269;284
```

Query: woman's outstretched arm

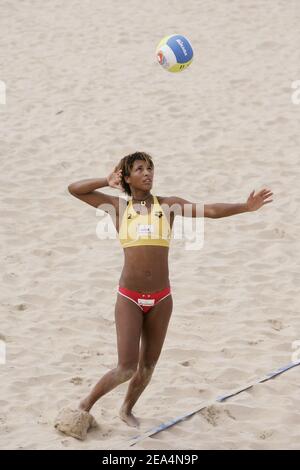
165;188;273;219
209;188;273;218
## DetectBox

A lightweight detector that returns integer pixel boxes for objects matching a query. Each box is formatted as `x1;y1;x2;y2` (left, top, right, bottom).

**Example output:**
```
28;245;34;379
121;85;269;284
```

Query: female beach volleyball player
67;151;273;429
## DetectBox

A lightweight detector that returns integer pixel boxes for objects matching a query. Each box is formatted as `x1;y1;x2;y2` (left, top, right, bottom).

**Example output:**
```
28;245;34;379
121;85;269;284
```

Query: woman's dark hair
116;151;154;196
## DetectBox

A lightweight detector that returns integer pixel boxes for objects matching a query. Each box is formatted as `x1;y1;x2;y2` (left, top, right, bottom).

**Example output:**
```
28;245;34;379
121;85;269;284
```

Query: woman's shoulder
156;195;175;207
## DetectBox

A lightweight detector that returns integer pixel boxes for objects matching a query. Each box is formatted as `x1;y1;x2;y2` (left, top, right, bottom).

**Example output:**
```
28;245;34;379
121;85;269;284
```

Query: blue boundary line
129;359;300;446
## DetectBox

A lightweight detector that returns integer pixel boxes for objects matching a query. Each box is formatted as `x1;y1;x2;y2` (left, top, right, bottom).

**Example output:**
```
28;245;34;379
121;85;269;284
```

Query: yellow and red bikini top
118;195;171;248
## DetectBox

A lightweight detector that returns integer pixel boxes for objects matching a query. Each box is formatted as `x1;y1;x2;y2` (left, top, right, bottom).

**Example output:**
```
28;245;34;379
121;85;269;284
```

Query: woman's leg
79;294;143;412
120;295;173;427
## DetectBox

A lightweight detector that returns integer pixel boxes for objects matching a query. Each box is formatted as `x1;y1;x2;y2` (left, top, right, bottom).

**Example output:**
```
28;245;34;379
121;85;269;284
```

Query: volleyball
155;34;193;73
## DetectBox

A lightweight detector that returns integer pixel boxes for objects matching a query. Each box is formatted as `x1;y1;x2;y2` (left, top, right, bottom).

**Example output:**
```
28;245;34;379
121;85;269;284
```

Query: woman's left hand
246;188;273;212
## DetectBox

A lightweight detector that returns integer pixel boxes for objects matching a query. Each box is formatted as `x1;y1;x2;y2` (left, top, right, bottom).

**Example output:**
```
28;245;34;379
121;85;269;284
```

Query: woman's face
126;160;154;191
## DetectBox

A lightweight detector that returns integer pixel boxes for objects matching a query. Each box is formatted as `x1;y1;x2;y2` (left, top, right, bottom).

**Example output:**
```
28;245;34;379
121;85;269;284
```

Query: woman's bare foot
119;406;140;428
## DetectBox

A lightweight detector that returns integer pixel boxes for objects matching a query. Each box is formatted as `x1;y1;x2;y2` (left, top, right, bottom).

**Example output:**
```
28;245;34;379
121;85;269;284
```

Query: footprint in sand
200;405;220;427
0;415;7;425
259;430;273;440
70;377;83;385
274;228;285;238
268;319;284;331
16;303;28;311
200;405;237;426
248;339;264;345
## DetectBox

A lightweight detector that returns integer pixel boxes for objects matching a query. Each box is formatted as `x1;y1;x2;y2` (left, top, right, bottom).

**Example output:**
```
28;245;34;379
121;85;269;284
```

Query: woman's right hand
107;166;123;191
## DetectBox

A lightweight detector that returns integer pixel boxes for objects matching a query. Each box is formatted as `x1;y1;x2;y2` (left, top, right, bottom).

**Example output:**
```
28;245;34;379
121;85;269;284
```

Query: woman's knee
138;363;156;380
116;363;138;381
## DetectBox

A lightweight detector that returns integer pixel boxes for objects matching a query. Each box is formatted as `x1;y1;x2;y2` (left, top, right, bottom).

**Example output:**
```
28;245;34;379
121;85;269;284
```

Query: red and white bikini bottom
117;285;171;313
